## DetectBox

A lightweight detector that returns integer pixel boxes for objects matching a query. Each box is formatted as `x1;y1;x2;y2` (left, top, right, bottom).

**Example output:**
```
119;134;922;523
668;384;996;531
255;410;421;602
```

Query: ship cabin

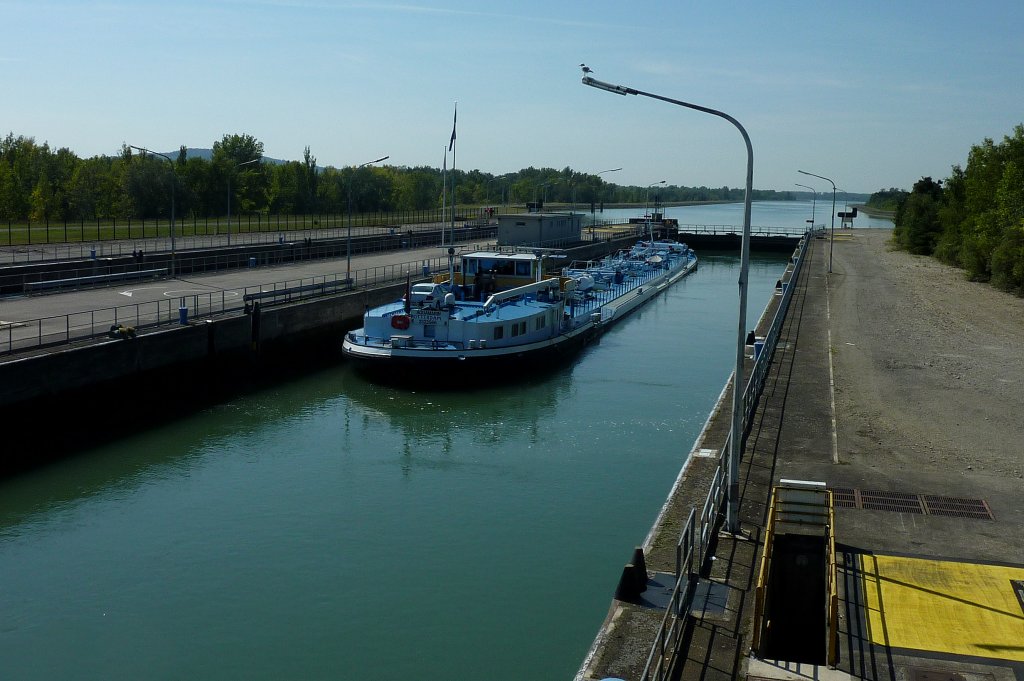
448;250;547;300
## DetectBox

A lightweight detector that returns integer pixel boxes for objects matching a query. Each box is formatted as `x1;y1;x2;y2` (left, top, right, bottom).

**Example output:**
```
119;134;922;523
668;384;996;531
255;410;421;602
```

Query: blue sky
2;0;1022;194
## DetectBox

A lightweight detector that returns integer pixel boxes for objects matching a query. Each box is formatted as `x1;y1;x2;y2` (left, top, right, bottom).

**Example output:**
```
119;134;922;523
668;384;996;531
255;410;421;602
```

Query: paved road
0;239;491;321
0;237;496;356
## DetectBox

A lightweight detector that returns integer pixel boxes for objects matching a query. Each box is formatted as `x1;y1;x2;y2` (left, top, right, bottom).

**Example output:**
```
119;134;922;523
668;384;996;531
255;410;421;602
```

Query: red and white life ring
390;315;411;330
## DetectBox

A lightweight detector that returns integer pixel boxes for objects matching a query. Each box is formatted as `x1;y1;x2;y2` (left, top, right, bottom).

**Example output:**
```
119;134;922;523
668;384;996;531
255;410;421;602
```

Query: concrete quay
578;229;1024;681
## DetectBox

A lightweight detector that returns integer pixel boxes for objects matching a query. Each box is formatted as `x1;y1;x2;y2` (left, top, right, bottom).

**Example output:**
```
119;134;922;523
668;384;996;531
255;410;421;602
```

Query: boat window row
464;258;533;277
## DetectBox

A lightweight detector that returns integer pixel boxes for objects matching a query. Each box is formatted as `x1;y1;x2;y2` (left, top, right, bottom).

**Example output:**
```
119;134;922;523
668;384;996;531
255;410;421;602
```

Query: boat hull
342;256;697;382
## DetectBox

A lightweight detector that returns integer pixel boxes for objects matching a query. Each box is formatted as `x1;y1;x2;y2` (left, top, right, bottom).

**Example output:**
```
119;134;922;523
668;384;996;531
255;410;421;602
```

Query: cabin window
536;316;546;330
519;321;527;335
493;326;504;340
465;260;478;274
423;324;436;338
511;324;519;338
495;260;515;275
515;261;531;276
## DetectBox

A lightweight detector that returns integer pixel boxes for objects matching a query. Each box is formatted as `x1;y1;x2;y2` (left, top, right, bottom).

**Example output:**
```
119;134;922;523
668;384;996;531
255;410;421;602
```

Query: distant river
0;202;886;680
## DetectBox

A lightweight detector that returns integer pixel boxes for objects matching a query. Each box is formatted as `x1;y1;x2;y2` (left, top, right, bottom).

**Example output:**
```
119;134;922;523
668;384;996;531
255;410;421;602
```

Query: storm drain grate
827;488;994;520
859;490;924;514
830;487;858;508
921;495;994;520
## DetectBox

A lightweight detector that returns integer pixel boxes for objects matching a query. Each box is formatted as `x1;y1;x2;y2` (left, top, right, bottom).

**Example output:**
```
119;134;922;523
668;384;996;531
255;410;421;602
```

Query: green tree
893;177;943;254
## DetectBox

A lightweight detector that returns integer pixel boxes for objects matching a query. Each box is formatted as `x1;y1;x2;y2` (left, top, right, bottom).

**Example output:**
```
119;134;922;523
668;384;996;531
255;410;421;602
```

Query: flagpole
449;102;457;247
441;147;448;248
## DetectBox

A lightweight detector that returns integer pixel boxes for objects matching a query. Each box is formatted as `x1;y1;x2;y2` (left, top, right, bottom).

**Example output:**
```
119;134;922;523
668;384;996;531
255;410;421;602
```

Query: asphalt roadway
0;238;487;346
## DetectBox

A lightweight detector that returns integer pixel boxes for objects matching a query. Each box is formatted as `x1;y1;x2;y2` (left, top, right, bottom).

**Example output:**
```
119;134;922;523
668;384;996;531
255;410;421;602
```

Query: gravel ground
829;228;1024;492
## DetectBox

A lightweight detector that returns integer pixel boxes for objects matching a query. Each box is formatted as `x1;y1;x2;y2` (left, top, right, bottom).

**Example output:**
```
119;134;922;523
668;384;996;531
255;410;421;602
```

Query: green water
0;252;788;680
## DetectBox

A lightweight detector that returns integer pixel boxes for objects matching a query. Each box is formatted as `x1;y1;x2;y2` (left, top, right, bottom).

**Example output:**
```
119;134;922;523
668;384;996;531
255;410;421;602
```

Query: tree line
0;132;788;223
891;124;1024;294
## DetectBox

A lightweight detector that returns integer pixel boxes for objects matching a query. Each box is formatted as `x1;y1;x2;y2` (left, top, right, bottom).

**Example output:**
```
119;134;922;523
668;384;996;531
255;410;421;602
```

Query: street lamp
592;167;622;239
645;179;666;215
794;182;816;231
799;169;836;273
227;158;260;246
583;71;753;535
644;180;666;240
129;145;176;277
347;155;389;284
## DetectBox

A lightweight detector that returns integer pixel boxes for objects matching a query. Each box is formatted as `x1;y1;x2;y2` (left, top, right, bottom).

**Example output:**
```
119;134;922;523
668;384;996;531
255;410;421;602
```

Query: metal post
347;155;389;284
129;146;176;277
583;73;753;535
228;158;260;246
795;183;817;231
799;170;836;272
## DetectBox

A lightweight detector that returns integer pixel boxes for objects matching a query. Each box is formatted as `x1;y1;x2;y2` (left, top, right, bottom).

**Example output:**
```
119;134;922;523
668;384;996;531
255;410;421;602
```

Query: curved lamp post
794;182;817;231
645;179;666;219
799;169;836;273
592;167;622;239
347;155;389;284
227;158;260;246
583;72;753;535
129;145;176;277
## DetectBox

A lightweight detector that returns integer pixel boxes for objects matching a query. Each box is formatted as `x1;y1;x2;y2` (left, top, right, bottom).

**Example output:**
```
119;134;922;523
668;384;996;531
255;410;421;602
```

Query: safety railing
632;228;816;681
751;487;779;654
640;509;697;681
826;492;838;666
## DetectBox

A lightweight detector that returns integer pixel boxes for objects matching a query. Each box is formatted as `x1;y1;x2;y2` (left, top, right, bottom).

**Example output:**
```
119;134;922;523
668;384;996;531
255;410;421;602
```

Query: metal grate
859;490;924;514
827;488;994;520
922;495;994;520
830;487;858;508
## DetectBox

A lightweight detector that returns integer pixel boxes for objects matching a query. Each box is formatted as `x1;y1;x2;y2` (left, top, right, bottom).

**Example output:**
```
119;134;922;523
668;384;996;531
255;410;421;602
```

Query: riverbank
849;202;895;219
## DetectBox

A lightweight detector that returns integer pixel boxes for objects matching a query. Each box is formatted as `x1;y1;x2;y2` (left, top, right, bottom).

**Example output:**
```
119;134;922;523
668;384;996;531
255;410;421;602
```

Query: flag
448;104;457;151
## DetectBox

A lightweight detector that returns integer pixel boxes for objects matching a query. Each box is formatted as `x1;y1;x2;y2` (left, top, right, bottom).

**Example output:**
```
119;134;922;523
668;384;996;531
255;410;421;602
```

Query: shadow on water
4;334;351;478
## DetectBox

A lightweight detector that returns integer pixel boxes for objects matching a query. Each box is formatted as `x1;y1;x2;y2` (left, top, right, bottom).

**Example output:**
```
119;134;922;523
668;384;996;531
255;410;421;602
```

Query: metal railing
0;255;454;357
0;206;520;252
634;228;816;681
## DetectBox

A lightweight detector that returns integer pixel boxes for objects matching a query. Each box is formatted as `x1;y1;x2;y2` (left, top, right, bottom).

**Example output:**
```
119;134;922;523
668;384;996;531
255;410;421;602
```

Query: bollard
614;564;643;603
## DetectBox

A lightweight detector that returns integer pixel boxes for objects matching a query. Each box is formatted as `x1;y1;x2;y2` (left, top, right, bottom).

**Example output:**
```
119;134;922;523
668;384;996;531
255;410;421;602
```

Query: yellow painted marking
862;554;1024;661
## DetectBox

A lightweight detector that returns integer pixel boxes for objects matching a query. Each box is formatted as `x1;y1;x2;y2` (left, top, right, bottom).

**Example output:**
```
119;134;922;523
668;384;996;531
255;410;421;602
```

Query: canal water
0;203;889;680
